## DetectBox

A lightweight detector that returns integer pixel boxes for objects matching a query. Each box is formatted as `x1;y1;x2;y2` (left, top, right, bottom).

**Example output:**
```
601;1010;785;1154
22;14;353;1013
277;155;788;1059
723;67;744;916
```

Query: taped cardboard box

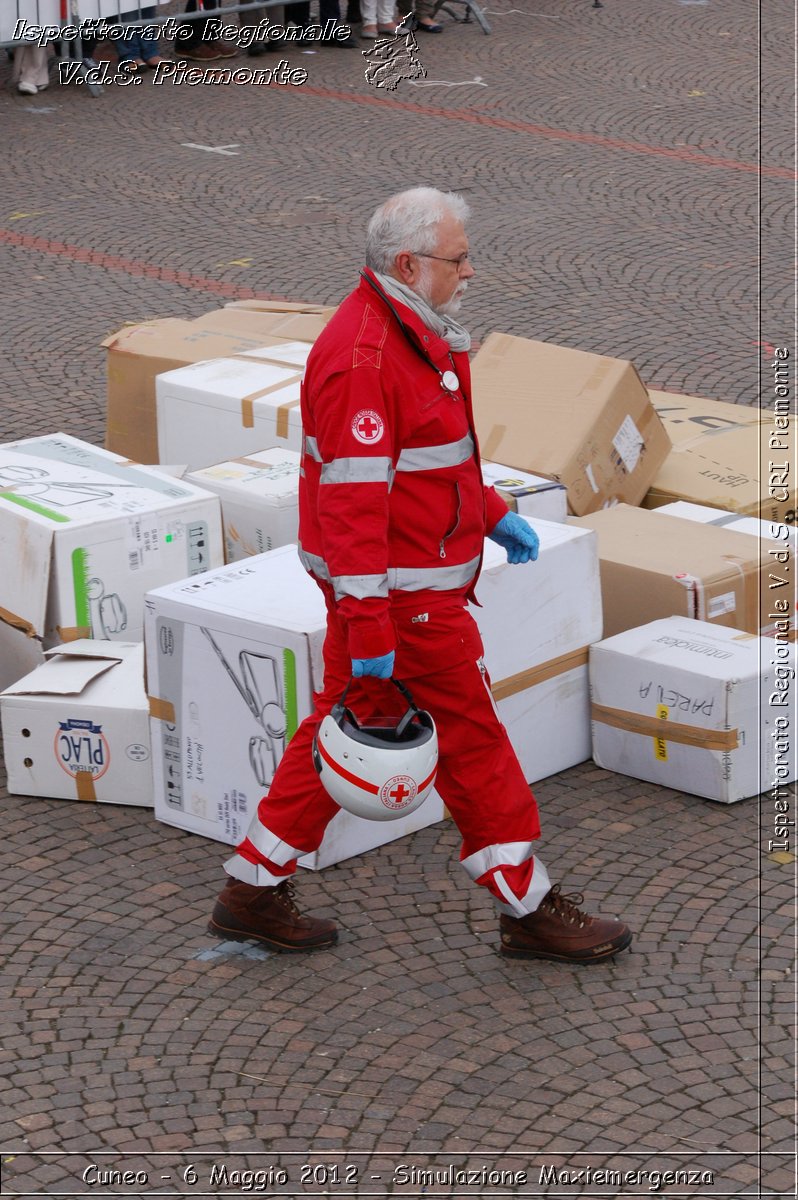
470;333;671;514
156;344;311;471
589;617;795;803
144;547;444;867
570;504;771;640
103;304;333;464
0;433;224;692
645;390;795;525
1;641;152;807
480;462;568;523
655;501;797;637
224;300;334;317
186;448;300;563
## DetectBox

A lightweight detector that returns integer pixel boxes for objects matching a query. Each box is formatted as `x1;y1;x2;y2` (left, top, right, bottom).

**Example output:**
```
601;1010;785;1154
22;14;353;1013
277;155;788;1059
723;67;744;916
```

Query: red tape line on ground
0;229;283;300
294;85;795;181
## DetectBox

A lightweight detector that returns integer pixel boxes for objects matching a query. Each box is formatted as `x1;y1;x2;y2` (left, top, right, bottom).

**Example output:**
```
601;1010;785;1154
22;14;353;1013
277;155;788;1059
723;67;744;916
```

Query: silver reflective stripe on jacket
299;546;479;599
304;435;322;462
298;547;389;600
396;433;474;473
388;556;480;592
321;456;394;486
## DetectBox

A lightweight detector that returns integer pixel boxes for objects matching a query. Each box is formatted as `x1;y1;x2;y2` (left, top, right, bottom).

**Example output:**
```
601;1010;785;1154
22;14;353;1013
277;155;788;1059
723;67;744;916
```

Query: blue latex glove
488;511;540;565
351;651;395;679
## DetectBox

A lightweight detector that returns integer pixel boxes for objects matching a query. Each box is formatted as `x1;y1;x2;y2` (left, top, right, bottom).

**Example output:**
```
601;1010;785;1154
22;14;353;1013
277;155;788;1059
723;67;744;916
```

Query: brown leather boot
208;877;338;952
500;885;632;964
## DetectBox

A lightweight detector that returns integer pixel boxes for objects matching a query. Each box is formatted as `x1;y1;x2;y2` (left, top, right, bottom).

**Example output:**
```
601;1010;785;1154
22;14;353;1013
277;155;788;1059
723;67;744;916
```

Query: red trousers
226;595;551;916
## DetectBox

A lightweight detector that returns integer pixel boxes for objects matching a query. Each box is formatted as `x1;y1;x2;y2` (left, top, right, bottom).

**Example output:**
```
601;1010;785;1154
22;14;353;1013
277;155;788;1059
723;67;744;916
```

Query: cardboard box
481;462;568;523
589;617;795;803
470;334;671;514
645;390;795;525
186;449;300;563
570;504;771;640
656;501;797;637
144;547;445;867
474;521;602;782
103;304;332;463
156;344;311;472
1;641;152;806
0;433;224;692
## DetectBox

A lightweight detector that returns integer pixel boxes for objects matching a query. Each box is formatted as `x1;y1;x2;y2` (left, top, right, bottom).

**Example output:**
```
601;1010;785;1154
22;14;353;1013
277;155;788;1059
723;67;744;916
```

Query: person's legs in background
178;0;238;61
397;0;442;32
12;44;51;94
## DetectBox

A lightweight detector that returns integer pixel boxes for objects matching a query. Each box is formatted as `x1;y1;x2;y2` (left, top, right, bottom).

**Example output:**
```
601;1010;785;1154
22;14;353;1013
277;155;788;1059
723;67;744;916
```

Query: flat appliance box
143;547;444;868
645;390;794;525
589;616;795;803
103;302;333;463
0;432;224;693
481;461;568;523
156;344;311;472
470;333;671;514
1;640;152;807
570;504;771;639
186;448;300;563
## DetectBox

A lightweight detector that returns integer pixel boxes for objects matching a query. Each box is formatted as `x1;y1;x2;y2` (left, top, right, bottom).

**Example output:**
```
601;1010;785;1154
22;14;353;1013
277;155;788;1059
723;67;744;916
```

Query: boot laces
275;879;301;915
542;885;589;928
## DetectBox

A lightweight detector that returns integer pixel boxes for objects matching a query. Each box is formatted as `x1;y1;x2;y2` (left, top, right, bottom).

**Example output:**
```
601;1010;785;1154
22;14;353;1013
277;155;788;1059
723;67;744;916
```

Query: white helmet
313;678;438;822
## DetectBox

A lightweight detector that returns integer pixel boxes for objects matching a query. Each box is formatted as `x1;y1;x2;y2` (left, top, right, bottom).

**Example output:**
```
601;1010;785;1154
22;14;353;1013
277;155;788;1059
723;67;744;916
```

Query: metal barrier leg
433;0;491;34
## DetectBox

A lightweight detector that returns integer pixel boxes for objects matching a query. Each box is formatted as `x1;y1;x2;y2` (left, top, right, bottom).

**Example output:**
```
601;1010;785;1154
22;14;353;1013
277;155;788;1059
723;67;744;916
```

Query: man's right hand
351;652;395;679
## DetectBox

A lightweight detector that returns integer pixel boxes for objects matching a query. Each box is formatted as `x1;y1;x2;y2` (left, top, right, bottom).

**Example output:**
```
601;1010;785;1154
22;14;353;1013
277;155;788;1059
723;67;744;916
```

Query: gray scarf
373;271;472;353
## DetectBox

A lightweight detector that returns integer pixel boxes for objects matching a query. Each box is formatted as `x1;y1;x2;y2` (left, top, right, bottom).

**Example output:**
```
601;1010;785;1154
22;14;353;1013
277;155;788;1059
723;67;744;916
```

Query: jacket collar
358;268;461;363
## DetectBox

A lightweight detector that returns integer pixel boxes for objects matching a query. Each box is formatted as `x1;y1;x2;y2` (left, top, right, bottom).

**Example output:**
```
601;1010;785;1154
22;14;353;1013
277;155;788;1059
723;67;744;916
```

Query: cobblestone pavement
0;0;794;1195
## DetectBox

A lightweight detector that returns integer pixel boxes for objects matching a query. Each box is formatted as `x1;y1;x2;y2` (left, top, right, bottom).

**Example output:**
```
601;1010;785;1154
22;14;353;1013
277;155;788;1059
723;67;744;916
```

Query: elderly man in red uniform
209;187;632;965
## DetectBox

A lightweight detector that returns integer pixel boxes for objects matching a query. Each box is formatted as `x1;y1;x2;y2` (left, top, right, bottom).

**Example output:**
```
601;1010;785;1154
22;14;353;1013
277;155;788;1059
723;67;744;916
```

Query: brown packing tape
0;605;38;639
239;372;304;430
591;703;739;751
277;398;301;441
75;770;96;802
57;626;92;642
233;456;276;469
149;696;177;724
491;647;589;702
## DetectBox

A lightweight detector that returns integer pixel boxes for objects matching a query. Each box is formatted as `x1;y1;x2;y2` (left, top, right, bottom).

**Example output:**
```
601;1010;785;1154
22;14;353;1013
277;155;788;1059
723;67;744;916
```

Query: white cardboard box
589;617;795;803
481;462;568;523
1;641;152;807
186;448;300;563
144;547;444;867
0;433;224;692
476;521;602;782
156;344;311;471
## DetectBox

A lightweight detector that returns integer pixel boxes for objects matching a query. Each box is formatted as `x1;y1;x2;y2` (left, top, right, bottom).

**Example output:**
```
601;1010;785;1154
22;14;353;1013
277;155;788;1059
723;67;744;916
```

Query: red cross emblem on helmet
352;409;385;445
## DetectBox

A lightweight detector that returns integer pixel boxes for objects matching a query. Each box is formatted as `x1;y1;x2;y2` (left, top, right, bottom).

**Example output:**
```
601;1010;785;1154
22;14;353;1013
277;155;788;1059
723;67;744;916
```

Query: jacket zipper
439;483;462;559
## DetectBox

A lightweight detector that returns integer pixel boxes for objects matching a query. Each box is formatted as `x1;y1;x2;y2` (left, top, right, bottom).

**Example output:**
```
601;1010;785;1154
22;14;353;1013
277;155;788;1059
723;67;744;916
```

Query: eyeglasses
414;252;470;268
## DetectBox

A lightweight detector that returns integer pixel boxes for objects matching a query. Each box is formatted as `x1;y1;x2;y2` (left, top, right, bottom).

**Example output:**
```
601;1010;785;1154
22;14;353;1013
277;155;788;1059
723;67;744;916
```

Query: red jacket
298;269;508;659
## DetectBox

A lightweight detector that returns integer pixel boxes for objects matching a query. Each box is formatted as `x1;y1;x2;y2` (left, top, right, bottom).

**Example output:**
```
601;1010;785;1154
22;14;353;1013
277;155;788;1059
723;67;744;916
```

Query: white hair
365;187;470;273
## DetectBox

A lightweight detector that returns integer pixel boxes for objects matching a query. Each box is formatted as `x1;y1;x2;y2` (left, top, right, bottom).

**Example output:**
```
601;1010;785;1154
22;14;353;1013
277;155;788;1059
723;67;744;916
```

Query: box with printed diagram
0;433;224;692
